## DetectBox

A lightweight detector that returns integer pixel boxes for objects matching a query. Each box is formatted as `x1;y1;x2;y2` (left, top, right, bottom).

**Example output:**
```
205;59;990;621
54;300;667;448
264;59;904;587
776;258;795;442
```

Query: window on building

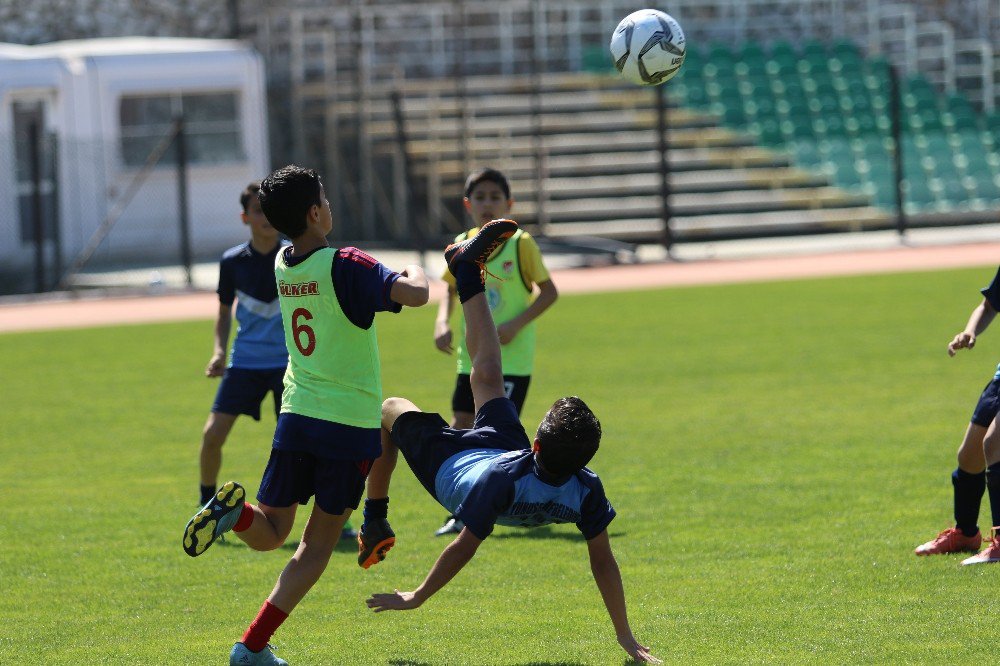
119;92;243;167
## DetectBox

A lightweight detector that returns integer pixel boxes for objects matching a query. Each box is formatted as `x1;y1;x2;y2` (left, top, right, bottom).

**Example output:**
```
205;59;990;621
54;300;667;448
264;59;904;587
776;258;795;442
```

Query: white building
0;37;269;286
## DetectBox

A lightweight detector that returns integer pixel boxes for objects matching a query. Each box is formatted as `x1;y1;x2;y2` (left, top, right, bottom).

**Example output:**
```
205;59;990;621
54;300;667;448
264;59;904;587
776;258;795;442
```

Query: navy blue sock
363;498;389;523
200;484;216;505
454;262;485;303
953;468;986;536
985;463;1000;529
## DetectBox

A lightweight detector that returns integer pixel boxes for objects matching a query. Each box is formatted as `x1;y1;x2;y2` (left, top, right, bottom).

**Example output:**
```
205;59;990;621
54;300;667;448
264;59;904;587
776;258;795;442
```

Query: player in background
364;219;661;664
915;266;1000;565
432;168;558;535
182;165;428;665
199;182;286;506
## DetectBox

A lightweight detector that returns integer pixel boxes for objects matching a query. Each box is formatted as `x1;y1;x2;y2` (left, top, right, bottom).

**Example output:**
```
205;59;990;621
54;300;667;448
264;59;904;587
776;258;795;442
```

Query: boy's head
239;181;276;239
258;165;327;239
463;168;513;227
533;396;602;477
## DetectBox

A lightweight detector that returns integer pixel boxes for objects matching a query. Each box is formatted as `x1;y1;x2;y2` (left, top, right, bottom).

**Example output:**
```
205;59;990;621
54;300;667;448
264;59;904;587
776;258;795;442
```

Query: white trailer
0;37;269;288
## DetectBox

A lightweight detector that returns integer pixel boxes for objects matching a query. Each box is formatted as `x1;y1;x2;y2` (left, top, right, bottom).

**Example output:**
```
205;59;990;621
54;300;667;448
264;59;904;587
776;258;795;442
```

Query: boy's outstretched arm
390;264;429;307
366;528;483;611
949;298;997;356
587;530;662;665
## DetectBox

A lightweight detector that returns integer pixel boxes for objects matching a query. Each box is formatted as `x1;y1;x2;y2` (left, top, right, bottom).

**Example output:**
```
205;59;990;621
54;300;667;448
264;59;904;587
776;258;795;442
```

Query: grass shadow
490;527;625;542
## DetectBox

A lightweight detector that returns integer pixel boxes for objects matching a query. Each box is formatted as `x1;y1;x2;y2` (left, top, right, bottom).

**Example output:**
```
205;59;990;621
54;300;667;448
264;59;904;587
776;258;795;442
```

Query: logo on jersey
279;280;319;297
486;286;502;311
502;260;514;274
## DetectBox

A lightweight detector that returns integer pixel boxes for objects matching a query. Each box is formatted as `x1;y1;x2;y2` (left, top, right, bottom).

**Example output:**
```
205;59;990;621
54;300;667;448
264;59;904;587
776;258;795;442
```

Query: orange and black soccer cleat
914;527;982;556
961;528;1000;565
445;218;518;279
358;518;396;569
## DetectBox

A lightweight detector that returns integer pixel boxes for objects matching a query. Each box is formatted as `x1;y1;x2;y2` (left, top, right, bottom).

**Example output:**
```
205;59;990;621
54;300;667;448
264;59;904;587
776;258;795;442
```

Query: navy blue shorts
212;367;285;421
971;377;1000;427
256;449;374;515
452;374;530;415
391;397;528;500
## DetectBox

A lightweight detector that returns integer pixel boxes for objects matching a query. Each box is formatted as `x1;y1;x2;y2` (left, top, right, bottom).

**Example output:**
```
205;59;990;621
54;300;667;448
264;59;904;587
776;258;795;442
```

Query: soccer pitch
3;266;1000;664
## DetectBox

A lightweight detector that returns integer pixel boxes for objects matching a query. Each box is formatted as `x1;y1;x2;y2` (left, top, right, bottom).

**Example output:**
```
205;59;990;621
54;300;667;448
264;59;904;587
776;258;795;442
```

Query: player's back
435;447;615;538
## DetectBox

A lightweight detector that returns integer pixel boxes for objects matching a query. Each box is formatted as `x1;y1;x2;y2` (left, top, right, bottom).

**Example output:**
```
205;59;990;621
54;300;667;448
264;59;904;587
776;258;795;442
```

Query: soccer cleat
357;518;395;569
341;519;359;540
229;642;288;666
434;515;465;537
182;481;245;557
445;218;518;278
914;527;981;556
962;528;1000;565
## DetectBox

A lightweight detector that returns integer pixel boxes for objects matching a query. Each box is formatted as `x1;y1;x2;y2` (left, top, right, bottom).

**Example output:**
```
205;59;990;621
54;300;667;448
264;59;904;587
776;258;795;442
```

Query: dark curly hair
258;165;322;238
535;396;601;476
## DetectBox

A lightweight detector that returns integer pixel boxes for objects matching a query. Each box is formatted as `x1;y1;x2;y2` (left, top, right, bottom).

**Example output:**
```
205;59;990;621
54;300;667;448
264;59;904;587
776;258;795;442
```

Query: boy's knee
382;396;419;431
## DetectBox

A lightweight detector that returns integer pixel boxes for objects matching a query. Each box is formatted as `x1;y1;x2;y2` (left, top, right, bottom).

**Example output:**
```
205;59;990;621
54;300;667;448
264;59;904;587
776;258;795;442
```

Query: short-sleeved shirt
271;246;401;460
443;230;551;375
431;399;616;540
440;230;550;289
217;242;288;369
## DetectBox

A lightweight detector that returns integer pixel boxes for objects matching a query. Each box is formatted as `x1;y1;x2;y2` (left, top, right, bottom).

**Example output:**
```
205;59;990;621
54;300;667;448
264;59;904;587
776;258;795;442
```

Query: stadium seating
671;39;1000;218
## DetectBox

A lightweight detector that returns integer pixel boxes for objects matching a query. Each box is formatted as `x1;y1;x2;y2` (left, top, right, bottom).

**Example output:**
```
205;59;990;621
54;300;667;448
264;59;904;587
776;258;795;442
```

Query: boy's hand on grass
948;331;976;357
205;354;226;377
617;633;662;664
434;322;454;354
366;589;422;612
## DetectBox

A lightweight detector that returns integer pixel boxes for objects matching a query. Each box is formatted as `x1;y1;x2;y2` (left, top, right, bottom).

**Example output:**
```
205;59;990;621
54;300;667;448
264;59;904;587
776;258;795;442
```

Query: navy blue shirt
432;399;616;540
982;266;1000;311
217;242;288;369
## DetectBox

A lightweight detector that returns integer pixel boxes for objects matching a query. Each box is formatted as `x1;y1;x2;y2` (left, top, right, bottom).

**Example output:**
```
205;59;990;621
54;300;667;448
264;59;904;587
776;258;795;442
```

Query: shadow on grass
490;527;625;542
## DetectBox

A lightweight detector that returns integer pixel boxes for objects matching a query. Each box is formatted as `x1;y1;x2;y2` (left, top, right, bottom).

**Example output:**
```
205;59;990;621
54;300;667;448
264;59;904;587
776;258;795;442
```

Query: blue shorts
971;377;1000;427
212;367;285;421
256;449;374;515
390;397;528;500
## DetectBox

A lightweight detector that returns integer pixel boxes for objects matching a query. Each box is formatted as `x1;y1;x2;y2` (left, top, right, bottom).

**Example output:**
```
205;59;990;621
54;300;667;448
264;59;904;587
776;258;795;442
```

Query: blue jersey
217;242;288;370
980;267;1000;379
435;448;616;541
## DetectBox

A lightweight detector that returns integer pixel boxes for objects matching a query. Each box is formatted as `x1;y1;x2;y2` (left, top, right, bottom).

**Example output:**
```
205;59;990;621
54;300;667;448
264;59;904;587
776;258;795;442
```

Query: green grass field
4;266;1000;664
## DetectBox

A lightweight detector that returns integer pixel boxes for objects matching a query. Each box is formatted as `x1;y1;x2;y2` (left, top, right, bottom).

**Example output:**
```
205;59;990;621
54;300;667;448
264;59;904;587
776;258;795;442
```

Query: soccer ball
609;9;686;86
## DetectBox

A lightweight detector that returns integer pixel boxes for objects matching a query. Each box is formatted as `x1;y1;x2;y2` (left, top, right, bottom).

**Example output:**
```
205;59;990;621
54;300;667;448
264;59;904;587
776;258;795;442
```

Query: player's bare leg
200;412;237;488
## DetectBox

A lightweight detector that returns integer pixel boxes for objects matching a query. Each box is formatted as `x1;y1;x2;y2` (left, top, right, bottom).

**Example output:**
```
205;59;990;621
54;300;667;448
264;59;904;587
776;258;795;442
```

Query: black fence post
174;115;193;288
888;63;908;238
28;119;46;292
656;84;674;255
390;89;426;267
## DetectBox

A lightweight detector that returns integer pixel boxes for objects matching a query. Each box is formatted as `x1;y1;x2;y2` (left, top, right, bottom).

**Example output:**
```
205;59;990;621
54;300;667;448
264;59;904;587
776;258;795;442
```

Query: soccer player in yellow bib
433;168;559;535
182;165;429;666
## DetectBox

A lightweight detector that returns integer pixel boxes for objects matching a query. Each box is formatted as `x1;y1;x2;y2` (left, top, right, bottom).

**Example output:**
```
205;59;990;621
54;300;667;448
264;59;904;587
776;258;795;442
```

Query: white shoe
434;516;464;536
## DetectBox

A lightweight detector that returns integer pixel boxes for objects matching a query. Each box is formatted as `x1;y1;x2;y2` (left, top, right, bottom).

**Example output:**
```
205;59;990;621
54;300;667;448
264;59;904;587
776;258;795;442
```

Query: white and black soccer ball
609;9;686;86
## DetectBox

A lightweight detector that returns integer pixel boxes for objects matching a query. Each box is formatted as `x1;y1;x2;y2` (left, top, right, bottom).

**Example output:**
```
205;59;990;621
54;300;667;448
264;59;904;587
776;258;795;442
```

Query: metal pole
174;116;193;287
888;63;908;238
28;119;46;292
656;84;674;255
530;0;547;235
391;89;426;267
227;0;241;39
